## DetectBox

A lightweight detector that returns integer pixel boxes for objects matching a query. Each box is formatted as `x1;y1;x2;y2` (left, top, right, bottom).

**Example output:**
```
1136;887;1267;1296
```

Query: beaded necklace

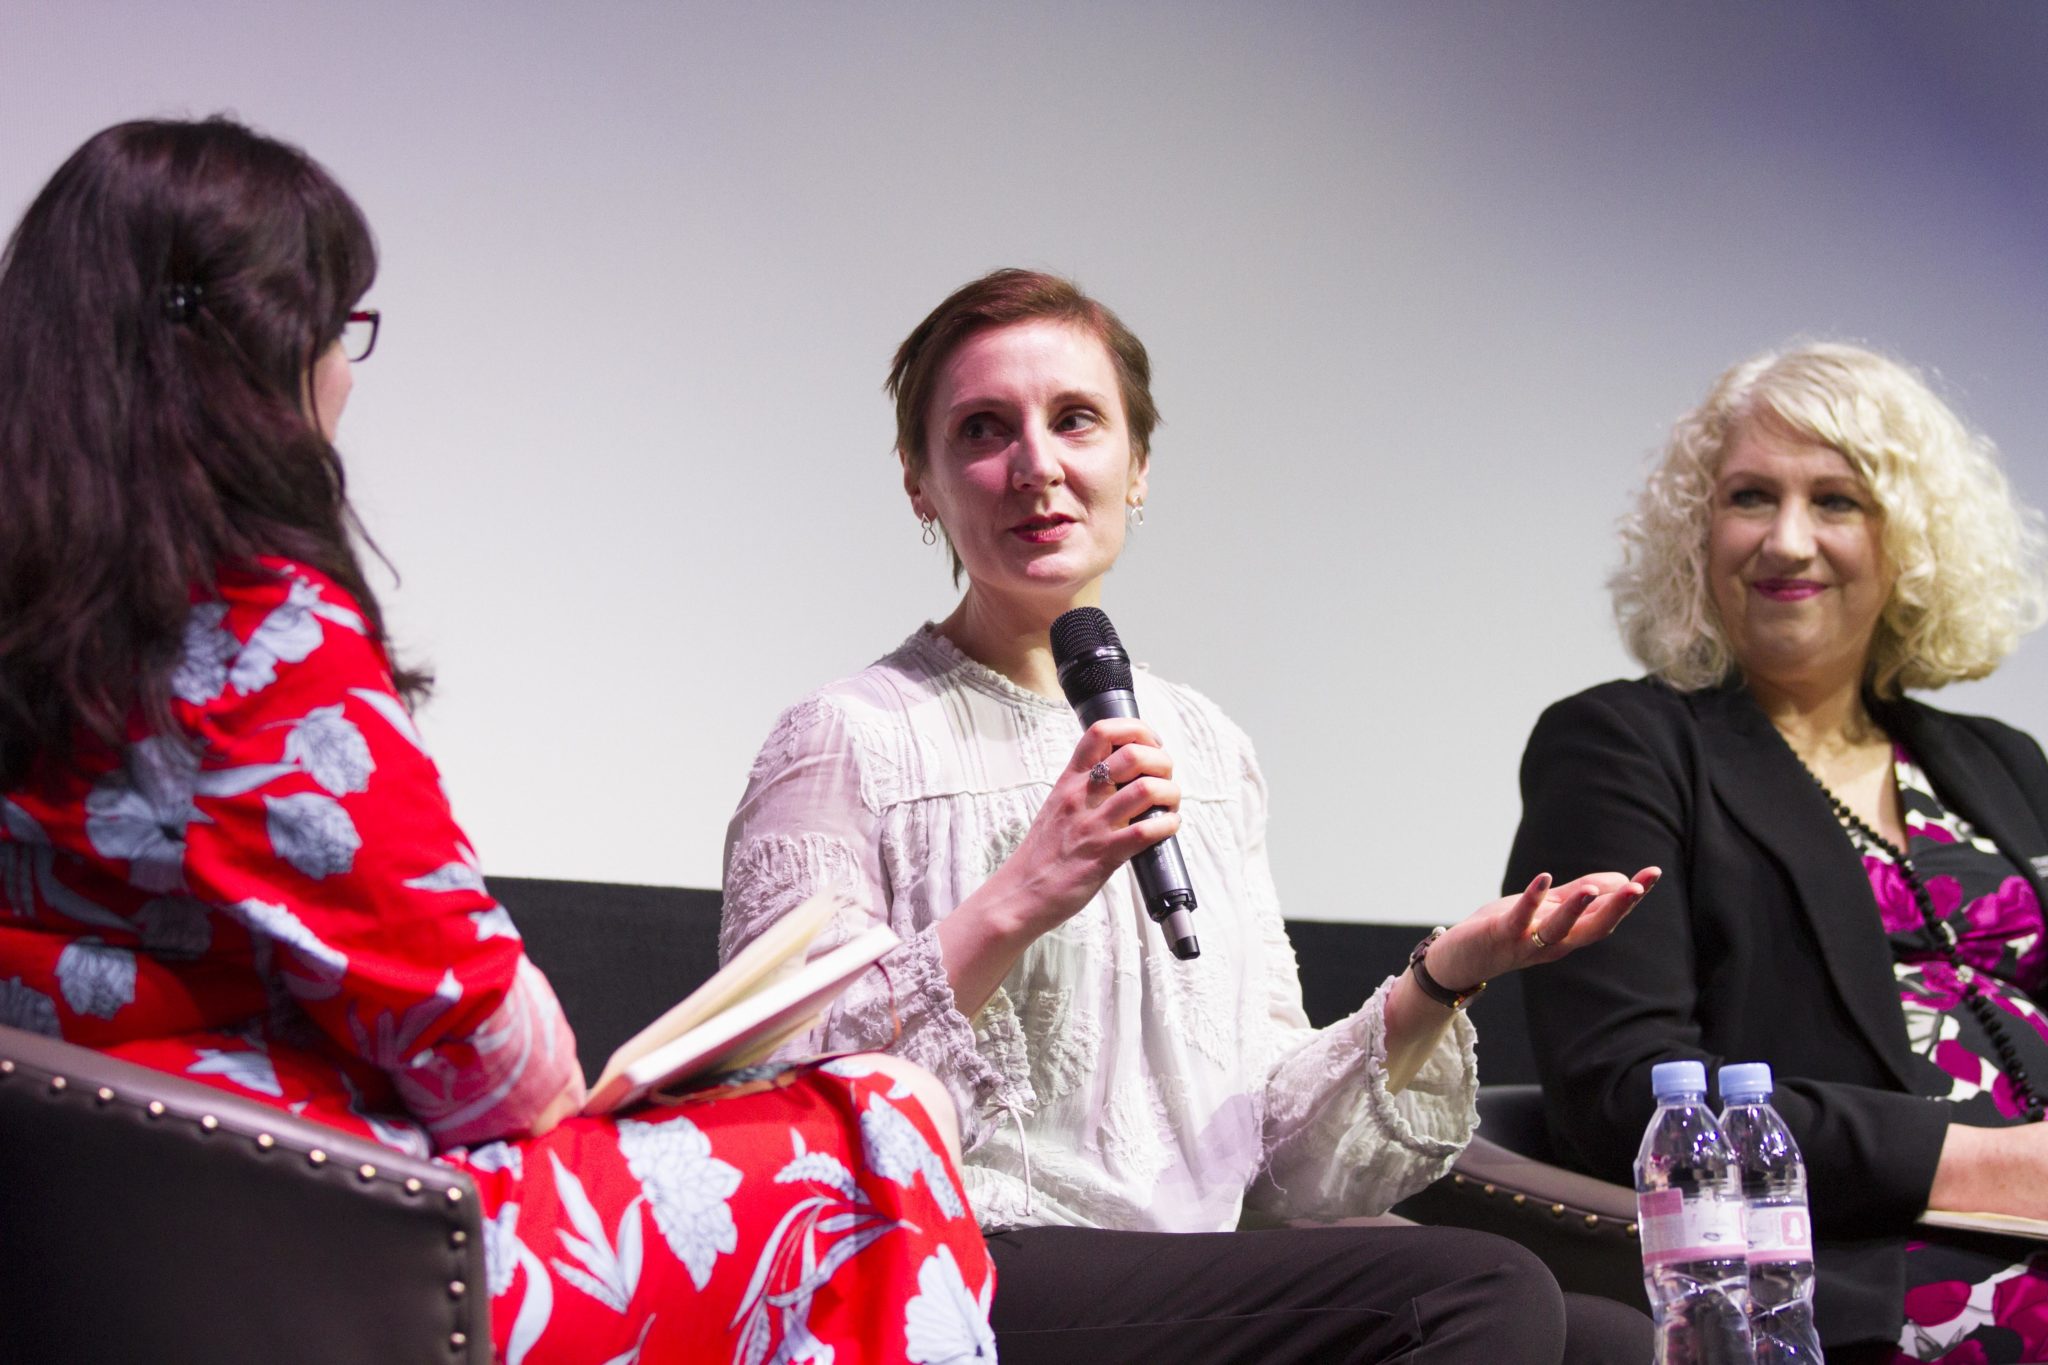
1794;749;2047;1123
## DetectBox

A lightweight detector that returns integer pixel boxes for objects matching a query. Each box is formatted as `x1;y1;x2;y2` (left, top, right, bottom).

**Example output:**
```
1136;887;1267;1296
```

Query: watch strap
1408;928;1487;1010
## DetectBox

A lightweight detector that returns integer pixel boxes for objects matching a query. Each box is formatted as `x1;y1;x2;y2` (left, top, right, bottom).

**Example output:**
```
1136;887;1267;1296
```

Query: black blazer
1505;678;2048;1348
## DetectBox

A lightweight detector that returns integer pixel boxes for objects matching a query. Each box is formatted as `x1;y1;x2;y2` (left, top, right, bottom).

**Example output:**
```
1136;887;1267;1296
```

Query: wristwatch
1408;927;1487;1010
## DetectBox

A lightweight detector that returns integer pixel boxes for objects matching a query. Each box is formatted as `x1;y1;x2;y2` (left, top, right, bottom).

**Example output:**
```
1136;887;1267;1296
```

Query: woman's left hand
1421;868;1660;993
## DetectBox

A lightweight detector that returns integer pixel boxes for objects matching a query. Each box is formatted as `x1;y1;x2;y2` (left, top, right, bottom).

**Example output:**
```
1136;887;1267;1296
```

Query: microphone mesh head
1051;607;1133;703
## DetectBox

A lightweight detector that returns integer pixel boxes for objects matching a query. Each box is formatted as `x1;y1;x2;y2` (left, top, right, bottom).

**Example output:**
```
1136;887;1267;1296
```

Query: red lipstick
1011;514;1073;544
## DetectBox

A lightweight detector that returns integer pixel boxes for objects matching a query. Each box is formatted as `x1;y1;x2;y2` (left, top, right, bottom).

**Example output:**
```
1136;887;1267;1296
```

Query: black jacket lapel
1879;698;2048;949
1690;684;1919;1088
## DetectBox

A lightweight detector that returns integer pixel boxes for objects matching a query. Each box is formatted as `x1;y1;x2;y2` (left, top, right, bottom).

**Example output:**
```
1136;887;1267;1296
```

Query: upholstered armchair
1394;1084;1645;1307
0;1021;491;1365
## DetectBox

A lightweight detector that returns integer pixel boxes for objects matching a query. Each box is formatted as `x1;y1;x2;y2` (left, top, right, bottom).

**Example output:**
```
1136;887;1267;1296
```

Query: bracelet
1407;927;1488;1011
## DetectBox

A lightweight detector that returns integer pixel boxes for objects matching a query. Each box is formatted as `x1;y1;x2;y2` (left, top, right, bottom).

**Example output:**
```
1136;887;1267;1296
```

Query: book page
582;922;900;1116
1920;1209;2048;1242
588;892;838;1097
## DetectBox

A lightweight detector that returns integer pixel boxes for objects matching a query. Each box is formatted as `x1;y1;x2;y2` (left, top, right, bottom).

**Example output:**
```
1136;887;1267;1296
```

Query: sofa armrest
1393;1084;1645;1308
0;1023;491;1365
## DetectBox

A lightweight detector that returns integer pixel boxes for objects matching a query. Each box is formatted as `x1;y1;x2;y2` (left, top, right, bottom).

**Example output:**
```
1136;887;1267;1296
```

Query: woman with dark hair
723;267;1659;1363
1508;343;2048;1362
0;118;993;1364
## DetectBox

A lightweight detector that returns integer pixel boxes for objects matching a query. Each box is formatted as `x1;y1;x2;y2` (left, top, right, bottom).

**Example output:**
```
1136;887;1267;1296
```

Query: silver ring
1529;928;1551;949
1089;761;1114;786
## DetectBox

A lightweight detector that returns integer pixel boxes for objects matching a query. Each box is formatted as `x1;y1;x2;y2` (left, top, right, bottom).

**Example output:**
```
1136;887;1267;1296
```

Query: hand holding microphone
1051;607;1201;960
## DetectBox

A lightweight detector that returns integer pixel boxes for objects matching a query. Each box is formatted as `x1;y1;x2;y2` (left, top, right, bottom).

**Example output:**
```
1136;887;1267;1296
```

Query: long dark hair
0;117;428;791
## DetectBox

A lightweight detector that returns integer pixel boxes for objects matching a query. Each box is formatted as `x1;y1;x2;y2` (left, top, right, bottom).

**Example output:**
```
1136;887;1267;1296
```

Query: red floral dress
0;561;996;1364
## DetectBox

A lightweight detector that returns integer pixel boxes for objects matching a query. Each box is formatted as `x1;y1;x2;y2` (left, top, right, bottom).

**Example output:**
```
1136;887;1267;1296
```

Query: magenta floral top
1854;748;2048;1120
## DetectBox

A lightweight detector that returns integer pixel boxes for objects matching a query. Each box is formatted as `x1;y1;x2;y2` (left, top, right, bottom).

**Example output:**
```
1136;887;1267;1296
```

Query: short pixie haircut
1613;342;2048;696
886;268;1160;582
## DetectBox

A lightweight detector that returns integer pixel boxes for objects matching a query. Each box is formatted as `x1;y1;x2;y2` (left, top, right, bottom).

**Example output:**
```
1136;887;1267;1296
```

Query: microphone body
1051;608;1201;960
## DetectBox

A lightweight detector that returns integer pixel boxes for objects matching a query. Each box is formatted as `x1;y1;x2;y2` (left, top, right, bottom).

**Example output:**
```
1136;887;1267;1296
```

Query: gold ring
1530;928;1551;949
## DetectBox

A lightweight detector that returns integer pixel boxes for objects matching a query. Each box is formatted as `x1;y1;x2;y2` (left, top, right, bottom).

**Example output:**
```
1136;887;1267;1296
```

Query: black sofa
496;876;1541;1086
502;879;1640;1304
0;877;1634;1365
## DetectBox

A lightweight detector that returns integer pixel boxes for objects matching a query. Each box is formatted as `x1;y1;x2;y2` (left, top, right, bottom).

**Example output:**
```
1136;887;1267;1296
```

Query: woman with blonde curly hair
1508;341;2048;1363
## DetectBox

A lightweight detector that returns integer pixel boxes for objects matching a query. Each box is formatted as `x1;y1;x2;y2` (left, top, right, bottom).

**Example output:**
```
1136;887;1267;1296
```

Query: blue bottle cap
1651;1059;1708;1100
1719;1061;1774;1102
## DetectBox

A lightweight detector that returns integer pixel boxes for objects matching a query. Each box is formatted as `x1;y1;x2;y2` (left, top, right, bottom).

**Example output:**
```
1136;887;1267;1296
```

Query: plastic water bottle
1720;1063;1824;1363
1637;1059;1755;1364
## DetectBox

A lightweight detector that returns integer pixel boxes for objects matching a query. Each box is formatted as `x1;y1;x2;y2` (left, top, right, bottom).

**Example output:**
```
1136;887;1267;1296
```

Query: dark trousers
987;1224;1652;1364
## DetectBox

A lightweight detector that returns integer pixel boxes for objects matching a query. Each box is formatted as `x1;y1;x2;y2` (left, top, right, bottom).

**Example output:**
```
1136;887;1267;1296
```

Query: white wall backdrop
5;1;2045;921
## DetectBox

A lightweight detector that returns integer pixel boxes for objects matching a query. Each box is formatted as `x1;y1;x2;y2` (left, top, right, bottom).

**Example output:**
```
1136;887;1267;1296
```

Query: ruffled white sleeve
1233;740;1480;1221
721;694;1017;1150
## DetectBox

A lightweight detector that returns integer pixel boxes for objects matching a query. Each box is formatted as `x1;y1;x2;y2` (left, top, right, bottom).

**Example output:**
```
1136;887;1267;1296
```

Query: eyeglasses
341;309;381;362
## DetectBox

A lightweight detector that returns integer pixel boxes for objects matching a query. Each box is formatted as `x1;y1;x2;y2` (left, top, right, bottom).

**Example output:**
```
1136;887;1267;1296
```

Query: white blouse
722;627;1478;1233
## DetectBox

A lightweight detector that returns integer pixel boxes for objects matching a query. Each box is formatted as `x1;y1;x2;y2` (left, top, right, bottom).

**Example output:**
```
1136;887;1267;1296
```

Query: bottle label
1744;1204;1814;1264
1638;1188;1746;1268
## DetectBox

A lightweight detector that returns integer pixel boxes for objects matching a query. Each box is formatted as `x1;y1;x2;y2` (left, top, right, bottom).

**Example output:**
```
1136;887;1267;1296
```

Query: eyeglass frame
343;309;381;363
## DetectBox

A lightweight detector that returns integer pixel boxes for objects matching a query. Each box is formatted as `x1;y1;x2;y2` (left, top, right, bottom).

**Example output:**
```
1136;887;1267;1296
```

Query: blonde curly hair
1613;342;2048;696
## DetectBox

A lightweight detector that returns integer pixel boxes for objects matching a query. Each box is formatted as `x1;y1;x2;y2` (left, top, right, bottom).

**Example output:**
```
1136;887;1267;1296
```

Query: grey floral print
85;738;292;893
55;939;137;1019
546;1152;645;1313
84;738;204;894
188;1045;283;1097
0;976;59;1035
616;1115;741;1291
859;1093;964;1219
223;897;349;997
285;705;375;795
265;792;361;879
229;577;364;695
903;1245;998;1364
171;603;238;705
484;1200;526;1298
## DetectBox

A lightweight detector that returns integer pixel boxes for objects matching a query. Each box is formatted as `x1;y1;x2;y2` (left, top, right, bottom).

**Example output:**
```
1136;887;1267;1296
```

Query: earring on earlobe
920;515;938;546
1127;502;1146;530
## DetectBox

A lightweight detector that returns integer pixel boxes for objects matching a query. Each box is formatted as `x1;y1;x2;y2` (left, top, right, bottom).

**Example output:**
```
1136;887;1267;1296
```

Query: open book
582;894;899;1116
1920;1208;2048;1243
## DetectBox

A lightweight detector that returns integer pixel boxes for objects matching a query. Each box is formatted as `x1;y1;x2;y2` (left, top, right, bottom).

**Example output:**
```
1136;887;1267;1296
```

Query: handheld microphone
1049;606;1200;960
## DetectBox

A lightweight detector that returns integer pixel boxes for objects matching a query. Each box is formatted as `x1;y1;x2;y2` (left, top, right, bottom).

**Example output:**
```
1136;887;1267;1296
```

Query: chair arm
0;1023;492;1365
1392;1084;1646;1308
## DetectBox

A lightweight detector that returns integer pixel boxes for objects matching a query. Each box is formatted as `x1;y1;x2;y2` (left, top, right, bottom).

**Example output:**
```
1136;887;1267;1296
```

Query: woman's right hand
936;718;1181;1014
998;717;1183;935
